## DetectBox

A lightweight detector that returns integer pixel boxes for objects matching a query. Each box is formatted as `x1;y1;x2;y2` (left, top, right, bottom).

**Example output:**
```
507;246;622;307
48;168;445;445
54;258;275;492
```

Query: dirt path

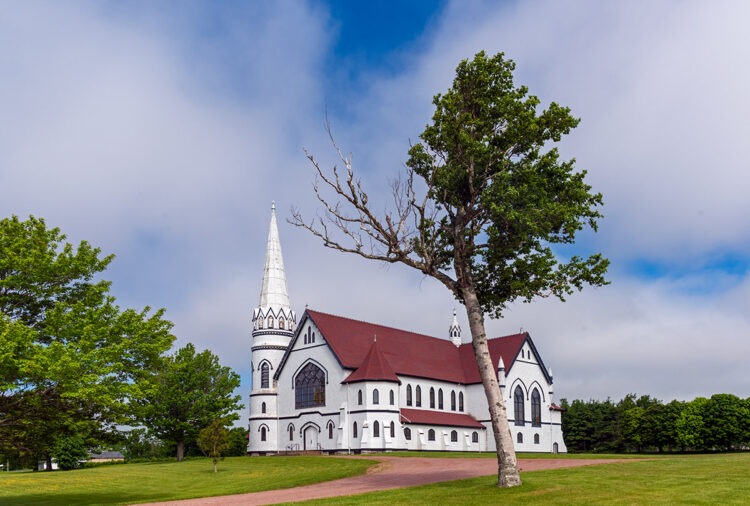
138;456;633;506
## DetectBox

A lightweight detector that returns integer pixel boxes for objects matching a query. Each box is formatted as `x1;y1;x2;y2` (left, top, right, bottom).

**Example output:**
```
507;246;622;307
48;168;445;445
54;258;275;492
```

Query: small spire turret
449;308;461;347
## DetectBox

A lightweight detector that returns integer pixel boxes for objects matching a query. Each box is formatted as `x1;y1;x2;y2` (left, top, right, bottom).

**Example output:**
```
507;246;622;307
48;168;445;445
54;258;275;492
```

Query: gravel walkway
138;456;630;506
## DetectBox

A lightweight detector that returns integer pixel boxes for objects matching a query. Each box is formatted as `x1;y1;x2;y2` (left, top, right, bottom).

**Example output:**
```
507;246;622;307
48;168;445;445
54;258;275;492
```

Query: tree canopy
139;343;243;461
0;215;175;465
294;51;607;487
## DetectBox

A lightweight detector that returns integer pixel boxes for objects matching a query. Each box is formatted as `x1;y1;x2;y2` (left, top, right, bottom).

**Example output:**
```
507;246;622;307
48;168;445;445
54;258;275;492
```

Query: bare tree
292;51;608;488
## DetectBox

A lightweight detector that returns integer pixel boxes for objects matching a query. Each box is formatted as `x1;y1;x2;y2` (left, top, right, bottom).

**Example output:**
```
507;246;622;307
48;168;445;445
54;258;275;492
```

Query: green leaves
406;51;608;313
139;343;243;461
0;215;175;461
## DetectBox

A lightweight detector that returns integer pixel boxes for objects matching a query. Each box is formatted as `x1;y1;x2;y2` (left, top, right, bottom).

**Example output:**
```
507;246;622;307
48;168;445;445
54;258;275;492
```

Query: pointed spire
254;202;295;334
259;202;291;310
449;308;462;347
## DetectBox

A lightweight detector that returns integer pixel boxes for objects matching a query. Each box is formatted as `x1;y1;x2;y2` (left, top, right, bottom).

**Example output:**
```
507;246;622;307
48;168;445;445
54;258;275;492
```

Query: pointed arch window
514;386;525;426
295;363;326;409
429;387;435;409
438;389;444;410
373;421;380;438
288;424;295;441
406;385;413;406
416;386;422;407
257;318;263;329
328;422;334;440
404;427;412;440
517;432;523;444
279;318;285;330
353;422;358;438
261;402;266;414
472;431;479;443
358;389;363;405
373;389;380;405
389;389;395;405
428;429;435;441
534;433;540;444
531;389;542;427
267;316;274;328
260;362;270;389
451;430;458;442
450;391;456;411
260;426;267;442
389;421;395;438
459;392;464;412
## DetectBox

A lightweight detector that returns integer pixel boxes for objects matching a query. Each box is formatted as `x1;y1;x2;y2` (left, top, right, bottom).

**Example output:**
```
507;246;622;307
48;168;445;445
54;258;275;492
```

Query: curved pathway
140;456;632;506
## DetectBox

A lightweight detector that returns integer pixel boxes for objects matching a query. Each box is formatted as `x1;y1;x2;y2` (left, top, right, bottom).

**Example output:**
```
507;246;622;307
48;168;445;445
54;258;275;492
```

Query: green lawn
0;456;375;506
294;453;750;505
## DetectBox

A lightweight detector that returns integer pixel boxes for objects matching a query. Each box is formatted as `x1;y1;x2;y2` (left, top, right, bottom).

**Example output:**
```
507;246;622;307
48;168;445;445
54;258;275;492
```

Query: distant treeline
560;394;750;453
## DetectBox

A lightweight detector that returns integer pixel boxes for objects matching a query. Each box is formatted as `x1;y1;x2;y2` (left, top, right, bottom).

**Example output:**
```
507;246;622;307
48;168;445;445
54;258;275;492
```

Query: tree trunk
213;457;218;474
463;288;522;488
176;440;185;462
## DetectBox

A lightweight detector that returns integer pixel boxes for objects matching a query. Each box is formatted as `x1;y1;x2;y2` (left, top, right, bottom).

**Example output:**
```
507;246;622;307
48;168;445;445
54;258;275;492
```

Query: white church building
247;205;567;454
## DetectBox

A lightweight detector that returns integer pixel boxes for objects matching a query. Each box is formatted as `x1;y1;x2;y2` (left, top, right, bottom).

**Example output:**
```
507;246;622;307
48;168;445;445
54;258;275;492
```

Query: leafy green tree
294;51;607;487
226;427;249;456
0;215;175;465
139;343;243;461
51;436;88;471
675;397;707;451
702;393;747;451
197;420;231;473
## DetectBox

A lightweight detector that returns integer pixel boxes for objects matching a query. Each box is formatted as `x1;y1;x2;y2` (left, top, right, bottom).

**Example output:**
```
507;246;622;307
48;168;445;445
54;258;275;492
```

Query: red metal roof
400;408;485;429
342;338;400;384
306;309;528;384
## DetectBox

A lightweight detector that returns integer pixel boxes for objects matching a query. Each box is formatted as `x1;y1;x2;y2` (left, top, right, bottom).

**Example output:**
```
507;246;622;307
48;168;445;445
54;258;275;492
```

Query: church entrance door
303;426;319;451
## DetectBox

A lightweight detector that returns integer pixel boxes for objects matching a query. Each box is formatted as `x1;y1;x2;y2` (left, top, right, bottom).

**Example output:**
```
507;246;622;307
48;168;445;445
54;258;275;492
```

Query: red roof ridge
306;308;441;341
341;338;401;384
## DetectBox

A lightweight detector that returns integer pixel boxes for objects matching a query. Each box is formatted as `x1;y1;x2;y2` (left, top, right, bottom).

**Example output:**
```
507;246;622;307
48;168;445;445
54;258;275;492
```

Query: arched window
517;432;523;444
438;389;444;410
328;422;334;439
472;431;479;443
428;429;435;441
373;389;380;405
353;422;358;438
451;391;456;411
406;385;412;406
267;316;274;328
534;433;540;444
459;392;464;412
390;421;395;438
404;427;412;440
389;389;395;405
514;386;525;426
451;430;458;442
260;362;270;389
279;318;285;330
358;389;363;405
429;387;435;409
416;386;422;407
258;318;263;329
311;332;315;343
295;363;326;409
288;424;294;441
373;421;380;438
260;426;267;442
261;402;266;414
531;389;542;427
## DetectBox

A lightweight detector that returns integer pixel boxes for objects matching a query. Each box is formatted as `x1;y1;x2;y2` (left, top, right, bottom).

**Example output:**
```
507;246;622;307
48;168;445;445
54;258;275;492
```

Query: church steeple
449;308;461;347
253;202;296;335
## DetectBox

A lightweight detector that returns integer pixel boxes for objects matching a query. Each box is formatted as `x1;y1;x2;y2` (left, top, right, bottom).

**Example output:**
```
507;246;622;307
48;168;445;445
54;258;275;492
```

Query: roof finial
271;200;276;211
450;308;461;347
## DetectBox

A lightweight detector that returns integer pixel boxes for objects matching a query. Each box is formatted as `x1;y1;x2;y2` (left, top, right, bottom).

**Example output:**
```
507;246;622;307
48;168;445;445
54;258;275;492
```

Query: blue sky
1;1;749;415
